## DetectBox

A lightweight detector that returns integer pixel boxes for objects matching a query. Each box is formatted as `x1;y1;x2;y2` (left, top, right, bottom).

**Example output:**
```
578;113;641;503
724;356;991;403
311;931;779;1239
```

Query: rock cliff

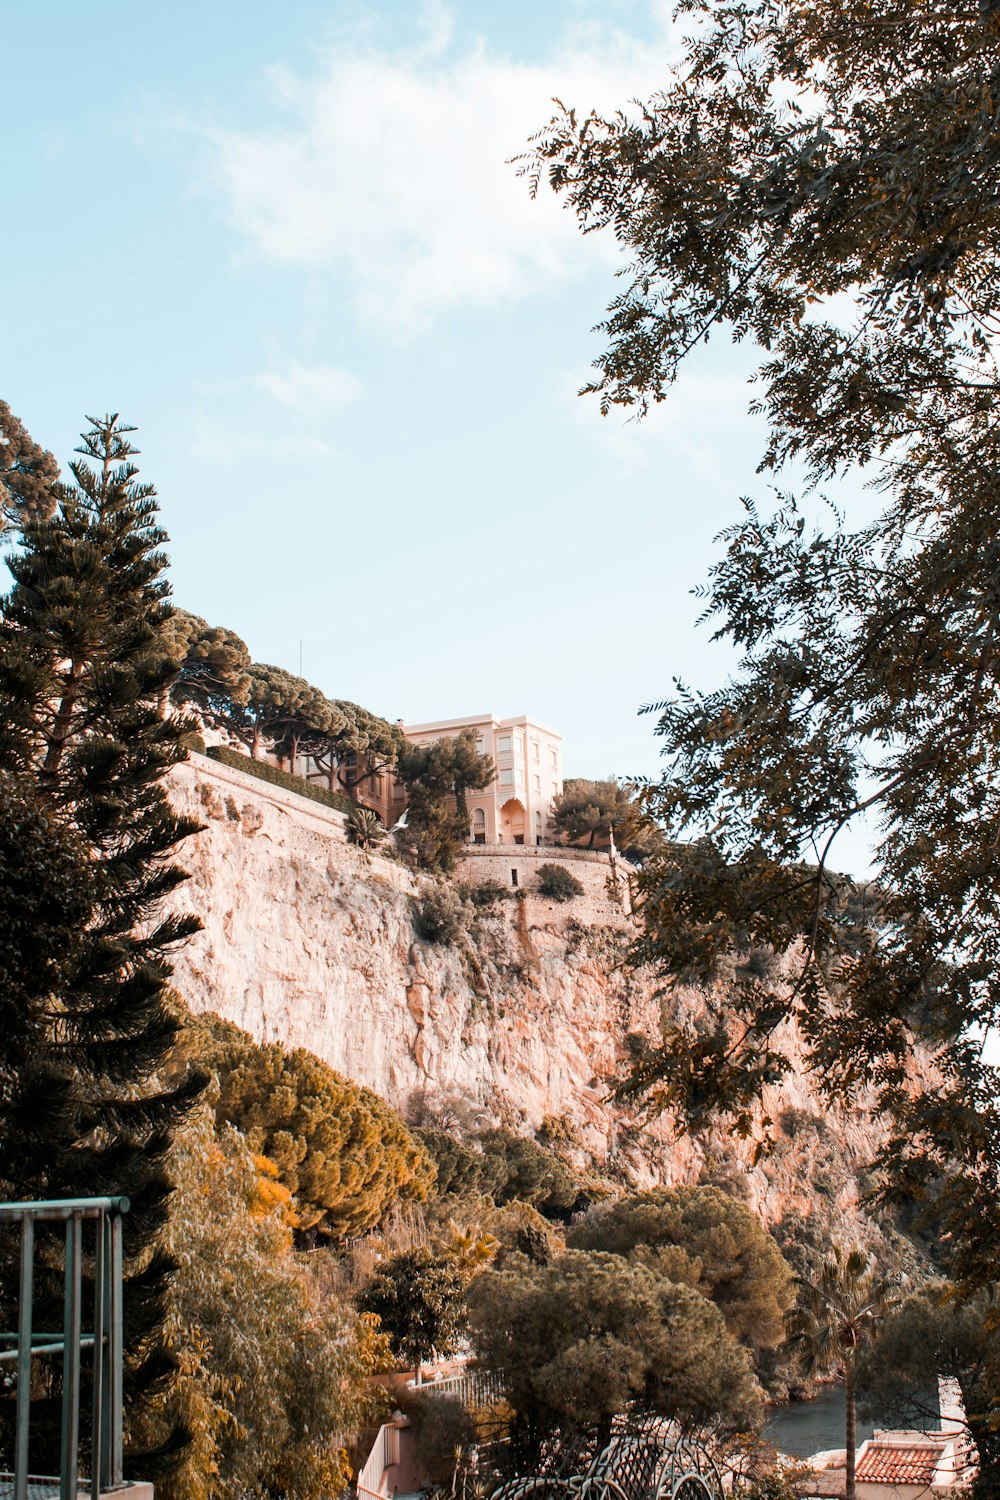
167;753;887;1233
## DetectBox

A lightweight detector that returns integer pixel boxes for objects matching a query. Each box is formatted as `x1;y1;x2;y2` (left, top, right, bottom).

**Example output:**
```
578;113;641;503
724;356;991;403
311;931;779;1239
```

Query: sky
1;0;865;805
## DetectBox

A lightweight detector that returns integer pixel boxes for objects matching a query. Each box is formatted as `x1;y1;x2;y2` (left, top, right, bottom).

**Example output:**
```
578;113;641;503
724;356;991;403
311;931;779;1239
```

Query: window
515;767;524;785
498;735;513;754
511;868;518;887
533;774;541;793
550;749;558;768
552;781;561;797
500;768;514;787
535;811;543;845
532;739;540;761
472;809;486;845
475;736;485;754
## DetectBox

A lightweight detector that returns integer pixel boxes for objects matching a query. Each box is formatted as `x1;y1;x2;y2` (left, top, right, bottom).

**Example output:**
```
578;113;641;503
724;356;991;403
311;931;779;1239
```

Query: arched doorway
500;798;526;845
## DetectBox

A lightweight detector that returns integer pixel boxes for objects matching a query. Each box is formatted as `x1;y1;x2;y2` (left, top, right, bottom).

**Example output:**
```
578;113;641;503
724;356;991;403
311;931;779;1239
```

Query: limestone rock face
167;755;884;1226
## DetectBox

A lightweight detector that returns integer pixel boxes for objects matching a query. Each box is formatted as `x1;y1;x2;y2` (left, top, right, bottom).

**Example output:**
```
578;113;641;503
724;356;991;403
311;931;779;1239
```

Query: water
764;1385;874;1459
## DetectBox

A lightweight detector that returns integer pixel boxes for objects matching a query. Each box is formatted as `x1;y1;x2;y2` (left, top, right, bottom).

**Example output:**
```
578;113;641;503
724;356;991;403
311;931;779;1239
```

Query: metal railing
0;1196;129;1500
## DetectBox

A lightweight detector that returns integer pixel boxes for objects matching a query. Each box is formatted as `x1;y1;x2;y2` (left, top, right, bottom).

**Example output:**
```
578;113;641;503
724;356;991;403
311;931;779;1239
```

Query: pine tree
0;413;205;1468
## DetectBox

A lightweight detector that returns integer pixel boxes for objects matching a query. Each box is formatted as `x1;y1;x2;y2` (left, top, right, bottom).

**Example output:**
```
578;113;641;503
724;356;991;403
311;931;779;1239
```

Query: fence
410;1370;506;1407
0;1196;129;1500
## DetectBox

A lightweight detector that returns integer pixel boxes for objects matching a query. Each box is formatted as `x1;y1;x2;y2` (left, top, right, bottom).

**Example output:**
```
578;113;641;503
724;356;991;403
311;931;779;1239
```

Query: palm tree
786;1245;901;1500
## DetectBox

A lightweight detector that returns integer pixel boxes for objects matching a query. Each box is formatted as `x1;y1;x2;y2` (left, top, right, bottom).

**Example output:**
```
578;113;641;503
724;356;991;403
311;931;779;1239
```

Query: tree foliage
135;1111;385;1500
567;1186;793;1349
0;413;205;1456
357;1246;468;1371
189;1014;434;1240
552;779;654;854
536;863;586;902
396;731;495;871
525;0;1000;1287
0;399;59;532
468;1250;763;1444
786;1246;900;1500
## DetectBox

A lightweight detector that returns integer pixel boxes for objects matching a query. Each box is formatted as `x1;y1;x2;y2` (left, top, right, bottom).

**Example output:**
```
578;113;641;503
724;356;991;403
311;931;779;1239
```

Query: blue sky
3;0;809;789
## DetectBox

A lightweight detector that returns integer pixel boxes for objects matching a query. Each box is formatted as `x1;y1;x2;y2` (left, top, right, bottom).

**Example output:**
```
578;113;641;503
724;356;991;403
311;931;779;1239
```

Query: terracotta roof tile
855;1445;940;1484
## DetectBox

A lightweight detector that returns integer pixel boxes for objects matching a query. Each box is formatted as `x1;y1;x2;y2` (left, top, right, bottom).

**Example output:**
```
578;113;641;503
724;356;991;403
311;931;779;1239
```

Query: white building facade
400;712;563;845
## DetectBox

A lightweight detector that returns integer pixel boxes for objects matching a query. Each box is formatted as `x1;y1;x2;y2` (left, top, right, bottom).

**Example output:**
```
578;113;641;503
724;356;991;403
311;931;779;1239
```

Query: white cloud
252;361;362;414
202;5;679;331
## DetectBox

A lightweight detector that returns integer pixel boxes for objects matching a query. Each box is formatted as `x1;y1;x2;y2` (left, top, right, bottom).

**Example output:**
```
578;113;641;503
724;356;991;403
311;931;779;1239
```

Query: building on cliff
391;712;563;845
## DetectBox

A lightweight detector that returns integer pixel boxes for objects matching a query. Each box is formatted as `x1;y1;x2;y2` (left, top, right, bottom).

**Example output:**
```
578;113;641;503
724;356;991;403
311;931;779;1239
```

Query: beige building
397;712;563;845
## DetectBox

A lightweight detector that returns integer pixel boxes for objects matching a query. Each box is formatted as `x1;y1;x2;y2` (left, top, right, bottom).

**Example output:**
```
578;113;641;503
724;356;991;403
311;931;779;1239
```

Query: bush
414;884;469;944
469;880;510;908
347;804;384;849
206;744;355;815
180;730;207;755
536;863;585;902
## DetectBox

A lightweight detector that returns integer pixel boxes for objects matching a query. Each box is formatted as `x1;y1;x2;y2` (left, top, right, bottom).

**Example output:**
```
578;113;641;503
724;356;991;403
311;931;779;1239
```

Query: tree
525;0;1000;1286
134;1110;385;1500
786;1246;900;1500
165;610;253;731
551;779;652;853
478;1129;581;1218
0;399;59;532
189;1014;434;1240
567;1186;793;1350
396;731;495;871
467;1250;762;1450
308;699;403;800
0;413;205;1457
858;1284;1000;1495
358;1247;468;1374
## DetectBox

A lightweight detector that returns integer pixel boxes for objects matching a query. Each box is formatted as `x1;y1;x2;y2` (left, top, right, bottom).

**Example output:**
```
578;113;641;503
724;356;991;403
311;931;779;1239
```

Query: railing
0;1196;129;1500
356;1421;400;1500
410;1370;506;1406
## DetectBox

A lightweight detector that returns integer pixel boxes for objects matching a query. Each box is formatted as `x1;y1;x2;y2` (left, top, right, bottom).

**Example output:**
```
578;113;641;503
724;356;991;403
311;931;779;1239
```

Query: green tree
0;399;59;532
568;1186;793;1350
478;1129;581;1218
0;413;205;1457
526;0;1000;1287
551;779;652;853
310;699;404;800
468;1250;762;1450
190;1014;435;1239
346;803;384;849
164;610;253;731
358;1246;468;1374
135;1110;384;1500
786;1246;900;1500
858;1284;1000;1496
396;731;495;871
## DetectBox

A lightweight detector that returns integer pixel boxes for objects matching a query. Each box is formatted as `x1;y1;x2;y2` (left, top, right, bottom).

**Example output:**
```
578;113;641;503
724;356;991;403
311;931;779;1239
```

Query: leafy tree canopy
552;779;656;854
396;731;495;871
0;399;59;531
478;1128;581;1219
135;1110;385;1500
357;1246;468;1371
526;0;1000;1288
188;1013;434;1239
467;1249;763;1442
567;1186;793;1349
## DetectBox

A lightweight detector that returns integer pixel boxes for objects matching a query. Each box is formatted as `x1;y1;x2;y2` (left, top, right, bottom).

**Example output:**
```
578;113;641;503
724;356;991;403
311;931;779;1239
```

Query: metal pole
91;1212;106;1500
61;1213;83;1500
108;1211;124;1487
14;1215;34;1500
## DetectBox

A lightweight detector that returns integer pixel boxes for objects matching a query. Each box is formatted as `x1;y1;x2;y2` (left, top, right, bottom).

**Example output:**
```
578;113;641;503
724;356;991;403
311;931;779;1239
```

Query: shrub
536;863;585;902
414;884;469;944
180;730;207;755
206;744;355;815
347;804;384;849
469;880;510;908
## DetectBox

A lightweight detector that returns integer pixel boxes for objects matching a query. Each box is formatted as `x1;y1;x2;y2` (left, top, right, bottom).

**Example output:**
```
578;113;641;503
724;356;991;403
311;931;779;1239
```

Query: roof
855;1444;941;1484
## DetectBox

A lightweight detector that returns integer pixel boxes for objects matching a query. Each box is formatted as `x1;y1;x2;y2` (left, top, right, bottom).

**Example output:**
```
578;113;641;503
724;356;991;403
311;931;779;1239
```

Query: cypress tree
0;413;205;1468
